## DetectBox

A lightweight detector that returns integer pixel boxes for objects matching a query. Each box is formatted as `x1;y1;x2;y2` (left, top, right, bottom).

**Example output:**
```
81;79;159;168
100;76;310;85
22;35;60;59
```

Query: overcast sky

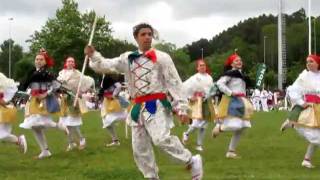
0;0;319;51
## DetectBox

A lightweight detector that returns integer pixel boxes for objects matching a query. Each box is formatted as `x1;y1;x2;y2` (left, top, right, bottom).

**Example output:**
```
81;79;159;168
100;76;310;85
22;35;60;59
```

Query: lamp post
264;36;267;64
8;17;14;78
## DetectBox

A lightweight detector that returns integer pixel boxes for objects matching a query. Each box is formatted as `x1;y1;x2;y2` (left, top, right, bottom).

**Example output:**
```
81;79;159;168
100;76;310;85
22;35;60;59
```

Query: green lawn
1;111;320;179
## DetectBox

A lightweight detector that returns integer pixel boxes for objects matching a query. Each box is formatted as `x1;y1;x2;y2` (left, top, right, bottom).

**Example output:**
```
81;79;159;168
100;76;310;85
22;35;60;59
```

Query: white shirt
287;70;320;106
57;69;94;93
183;72;214;99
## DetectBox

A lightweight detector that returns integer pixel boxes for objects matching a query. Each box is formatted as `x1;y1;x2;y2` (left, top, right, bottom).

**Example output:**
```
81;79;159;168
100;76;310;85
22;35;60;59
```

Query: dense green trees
2;1;318;89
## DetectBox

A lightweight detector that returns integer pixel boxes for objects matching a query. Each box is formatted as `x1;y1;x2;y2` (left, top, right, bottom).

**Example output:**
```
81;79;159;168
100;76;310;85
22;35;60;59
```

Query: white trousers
131;103;192;179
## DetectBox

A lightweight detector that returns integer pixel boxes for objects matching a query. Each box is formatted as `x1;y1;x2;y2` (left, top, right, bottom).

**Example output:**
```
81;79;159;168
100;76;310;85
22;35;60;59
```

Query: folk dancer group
2;22;320;180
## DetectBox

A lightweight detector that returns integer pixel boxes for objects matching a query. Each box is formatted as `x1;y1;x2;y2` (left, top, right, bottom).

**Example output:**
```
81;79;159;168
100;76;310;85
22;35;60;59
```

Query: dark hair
132;23;158;39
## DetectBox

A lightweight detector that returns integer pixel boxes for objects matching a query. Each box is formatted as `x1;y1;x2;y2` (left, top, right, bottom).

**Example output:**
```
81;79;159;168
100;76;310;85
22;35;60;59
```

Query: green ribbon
130;99;172;122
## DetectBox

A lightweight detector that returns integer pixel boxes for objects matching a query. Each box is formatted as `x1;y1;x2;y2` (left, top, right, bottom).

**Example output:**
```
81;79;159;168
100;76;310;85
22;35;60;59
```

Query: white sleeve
287;83;305;106
183;76;195;99
112;82;122;97
217;76;233;96
89;51;128;74
160;53;188;114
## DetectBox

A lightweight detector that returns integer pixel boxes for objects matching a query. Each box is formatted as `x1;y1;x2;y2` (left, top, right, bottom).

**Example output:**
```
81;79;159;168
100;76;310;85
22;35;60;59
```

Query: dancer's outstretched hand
84;45;95;58
179;114;190;124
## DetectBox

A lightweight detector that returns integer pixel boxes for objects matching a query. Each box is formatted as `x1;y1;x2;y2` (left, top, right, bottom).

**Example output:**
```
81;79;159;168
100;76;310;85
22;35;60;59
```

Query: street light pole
8;17;13;78
264;36;267;64
314;18;317;54
308;0;312;55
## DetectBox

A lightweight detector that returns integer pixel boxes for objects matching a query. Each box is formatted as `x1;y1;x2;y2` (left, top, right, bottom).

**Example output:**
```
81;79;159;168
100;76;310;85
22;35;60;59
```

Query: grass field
1;110;320;179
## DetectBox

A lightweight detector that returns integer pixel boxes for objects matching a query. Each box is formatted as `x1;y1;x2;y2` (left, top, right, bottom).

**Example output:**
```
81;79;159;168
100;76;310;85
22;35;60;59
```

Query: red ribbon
144;49;157;63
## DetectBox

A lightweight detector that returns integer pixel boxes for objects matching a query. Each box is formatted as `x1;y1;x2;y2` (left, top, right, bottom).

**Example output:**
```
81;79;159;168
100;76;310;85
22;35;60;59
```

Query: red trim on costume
31;89;47;96
234;93;246;97
103;92;113;98
305;94;320;104
193;91;205;98
134;93;166;103
0;93;3;99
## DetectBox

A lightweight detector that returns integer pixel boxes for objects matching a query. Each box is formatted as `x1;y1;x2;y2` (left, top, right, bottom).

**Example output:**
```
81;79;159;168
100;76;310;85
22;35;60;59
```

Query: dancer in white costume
57;56;93;151
19;49;67;159
99;74;128;147
0;73;27;153
260;89;269;112
212;53;254;159
280;54;320;168
251;88;261;111
182;59;214;152
85;23;203;180
267;90;274;110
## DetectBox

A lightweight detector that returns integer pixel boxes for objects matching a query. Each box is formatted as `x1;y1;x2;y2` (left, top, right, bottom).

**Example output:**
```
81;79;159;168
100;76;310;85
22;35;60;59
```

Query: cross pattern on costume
130;57;153;96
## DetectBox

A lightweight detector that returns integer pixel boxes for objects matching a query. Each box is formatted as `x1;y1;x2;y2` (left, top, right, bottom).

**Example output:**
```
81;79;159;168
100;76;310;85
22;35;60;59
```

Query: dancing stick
73;15;98;107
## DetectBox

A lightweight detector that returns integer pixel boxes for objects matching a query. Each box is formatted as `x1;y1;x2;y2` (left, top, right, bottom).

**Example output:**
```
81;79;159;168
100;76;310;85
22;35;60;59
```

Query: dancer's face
135;28;152;52
197;61;207;74
66;57;75;69
35;54;46;69
231;57;243;69
306;57;319;72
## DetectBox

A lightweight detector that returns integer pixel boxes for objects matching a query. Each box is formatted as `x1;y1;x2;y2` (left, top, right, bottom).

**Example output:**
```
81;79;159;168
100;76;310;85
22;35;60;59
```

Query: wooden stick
73;15;98;107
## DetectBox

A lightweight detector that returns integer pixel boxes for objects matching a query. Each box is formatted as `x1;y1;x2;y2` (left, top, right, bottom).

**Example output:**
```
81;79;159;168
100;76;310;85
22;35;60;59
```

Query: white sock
74;126;84;140
228;129;243;152
106;124;118;141
196;128;205;146
305;143;316;160
185;126;195;135
32;128;48;151
66;126;74;144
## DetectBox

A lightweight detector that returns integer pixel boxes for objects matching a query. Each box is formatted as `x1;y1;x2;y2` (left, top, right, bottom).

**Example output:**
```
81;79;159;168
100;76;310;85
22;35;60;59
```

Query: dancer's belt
233;93;246;97
31;89;47;96
103;91;113;98
131;92;171;122
305;94;320;104
134;93;167;103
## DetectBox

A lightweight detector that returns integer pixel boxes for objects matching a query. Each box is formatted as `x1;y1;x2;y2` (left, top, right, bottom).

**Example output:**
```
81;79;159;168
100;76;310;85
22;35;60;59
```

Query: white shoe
190;154;203;180
212;125;221;138
18;135;27;154
106;141;120;147
38;150;52;159
195;146;203;152
280;119;293;132
79;138;86;150
301;159;315;168
66;143;77;152
226;151;241;159
182;132;188;145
